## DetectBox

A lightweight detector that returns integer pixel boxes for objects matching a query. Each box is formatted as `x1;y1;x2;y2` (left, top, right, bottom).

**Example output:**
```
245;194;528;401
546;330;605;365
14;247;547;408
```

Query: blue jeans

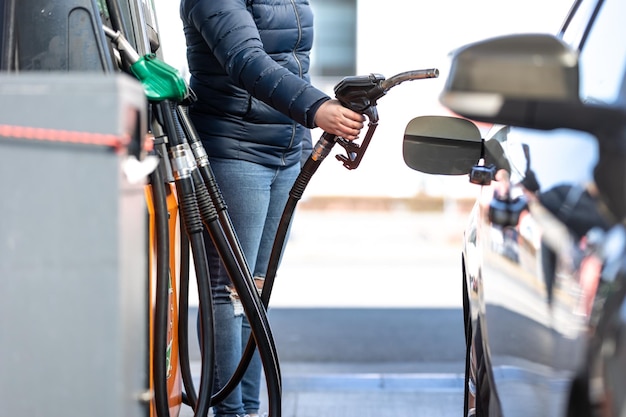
200;158;299;417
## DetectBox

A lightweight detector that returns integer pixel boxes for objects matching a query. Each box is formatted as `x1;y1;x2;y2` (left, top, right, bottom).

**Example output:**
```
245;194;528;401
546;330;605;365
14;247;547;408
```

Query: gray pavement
180;362;464;417
179;208;468;417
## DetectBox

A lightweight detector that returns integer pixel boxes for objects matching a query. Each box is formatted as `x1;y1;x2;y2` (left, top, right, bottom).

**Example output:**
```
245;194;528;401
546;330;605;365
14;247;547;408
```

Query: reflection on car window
499;0;621;203
503;128;598;195
578;0;626;104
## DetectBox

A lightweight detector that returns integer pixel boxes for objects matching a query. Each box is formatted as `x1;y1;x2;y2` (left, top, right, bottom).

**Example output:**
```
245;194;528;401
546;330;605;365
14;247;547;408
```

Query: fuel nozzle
102;25;188;102
332;73;384;170
332;69;439;170
334;69;440;122
334;73;386;123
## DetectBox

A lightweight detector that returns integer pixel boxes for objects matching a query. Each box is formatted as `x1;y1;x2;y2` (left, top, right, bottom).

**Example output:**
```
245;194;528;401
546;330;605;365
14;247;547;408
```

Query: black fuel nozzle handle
332;73;383;170
333;69;439;121
334;73;386;123
332;68;439;170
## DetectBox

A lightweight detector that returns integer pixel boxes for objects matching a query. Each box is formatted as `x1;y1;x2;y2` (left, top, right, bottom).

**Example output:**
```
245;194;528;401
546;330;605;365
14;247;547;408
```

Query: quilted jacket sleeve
181;0;329;128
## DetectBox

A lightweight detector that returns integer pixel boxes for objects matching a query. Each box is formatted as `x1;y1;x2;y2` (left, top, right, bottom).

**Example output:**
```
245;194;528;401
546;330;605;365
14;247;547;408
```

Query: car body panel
403;0;626;416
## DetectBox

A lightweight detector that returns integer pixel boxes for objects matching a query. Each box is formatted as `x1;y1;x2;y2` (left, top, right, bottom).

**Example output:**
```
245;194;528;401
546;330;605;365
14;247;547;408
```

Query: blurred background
153;0;573;202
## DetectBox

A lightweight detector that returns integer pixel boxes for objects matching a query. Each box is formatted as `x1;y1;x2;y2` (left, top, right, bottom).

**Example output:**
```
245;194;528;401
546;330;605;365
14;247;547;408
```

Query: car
401;1;626;417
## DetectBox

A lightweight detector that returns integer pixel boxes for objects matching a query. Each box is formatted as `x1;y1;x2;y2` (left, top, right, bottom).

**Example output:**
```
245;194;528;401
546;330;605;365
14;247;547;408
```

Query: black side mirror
440;33;626;135
402;115;482;175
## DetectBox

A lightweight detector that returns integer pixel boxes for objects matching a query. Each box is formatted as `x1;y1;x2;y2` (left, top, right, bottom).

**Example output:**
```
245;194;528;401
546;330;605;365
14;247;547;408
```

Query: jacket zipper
290;0;304;78
283;0;303;166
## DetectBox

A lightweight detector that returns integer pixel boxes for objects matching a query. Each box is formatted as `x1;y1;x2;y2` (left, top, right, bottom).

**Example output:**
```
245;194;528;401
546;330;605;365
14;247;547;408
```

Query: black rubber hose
1;0;17;71
191;171;220;226
152;130;192;415
202;217;283;415
150;158;173;417
192;166;286;407
191;163;260;405
171;100;275;416
186;156;283;410
176;176;215;417
176;106;251;277
263;154;322;298
160;100;216;417
212;132;334;406
177;220;197;408
176;117;283;412
221;137;334;412
197;167;259;405
174;104;282;416
234;134;336;389
177;105;281;403
166;102;202;409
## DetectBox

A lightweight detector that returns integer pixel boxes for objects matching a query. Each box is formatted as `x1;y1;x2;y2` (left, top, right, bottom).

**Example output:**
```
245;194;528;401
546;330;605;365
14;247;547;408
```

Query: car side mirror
439;33;626;134
402;115;483;175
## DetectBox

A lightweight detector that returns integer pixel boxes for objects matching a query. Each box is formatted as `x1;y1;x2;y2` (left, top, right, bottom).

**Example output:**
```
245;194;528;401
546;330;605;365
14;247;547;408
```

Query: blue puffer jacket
180;0;330;167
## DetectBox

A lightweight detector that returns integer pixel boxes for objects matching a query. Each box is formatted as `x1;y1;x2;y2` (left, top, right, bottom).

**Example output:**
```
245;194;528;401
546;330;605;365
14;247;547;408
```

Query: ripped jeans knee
226;285;245;316
226;277;265;316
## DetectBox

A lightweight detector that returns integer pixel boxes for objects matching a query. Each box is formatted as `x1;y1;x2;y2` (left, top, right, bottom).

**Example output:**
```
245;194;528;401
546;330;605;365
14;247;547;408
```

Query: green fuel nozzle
130;54;188;102
103;26;188;102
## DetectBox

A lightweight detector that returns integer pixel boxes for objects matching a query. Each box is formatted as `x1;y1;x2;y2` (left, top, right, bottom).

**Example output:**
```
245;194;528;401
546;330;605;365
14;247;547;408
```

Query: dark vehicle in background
402;1;626;417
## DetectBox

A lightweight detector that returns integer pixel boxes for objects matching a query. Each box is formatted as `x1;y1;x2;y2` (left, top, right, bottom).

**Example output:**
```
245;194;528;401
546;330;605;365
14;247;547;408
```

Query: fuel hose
177;221;197;409
173;104;283;412
150;148;174;417
157;101;215;417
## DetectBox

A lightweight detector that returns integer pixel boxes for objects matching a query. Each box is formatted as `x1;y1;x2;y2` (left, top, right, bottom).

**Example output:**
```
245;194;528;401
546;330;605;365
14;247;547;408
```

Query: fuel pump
0;3;150;417
101;4;283;417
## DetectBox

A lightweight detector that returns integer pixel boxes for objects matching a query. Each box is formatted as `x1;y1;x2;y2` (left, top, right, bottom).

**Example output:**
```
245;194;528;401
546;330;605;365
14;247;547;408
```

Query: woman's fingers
314;99;366;139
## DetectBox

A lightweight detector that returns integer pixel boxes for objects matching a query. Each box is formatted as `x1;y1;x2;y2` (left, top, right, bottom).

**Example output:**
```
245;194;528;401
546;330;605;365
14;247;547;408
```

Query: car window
577;0;626;104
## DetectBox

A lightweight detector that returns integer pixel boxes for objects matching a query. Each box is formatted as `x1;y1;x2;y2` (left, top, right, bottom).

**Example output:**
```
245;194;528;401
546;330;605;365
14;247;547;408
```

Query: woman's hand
313;99;365;140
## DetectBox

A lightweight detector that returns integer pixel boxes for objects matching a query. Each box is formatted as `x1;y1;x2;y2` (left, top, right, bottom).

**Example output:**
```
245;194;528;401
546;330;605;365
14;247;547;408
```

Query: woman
179;1;364;416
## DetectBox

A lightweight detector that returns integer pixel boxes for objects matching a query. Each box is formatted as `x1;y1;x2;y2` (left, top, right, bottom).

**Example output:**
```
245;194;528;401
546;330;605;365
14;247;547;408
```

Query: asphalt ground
178;208;468;417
